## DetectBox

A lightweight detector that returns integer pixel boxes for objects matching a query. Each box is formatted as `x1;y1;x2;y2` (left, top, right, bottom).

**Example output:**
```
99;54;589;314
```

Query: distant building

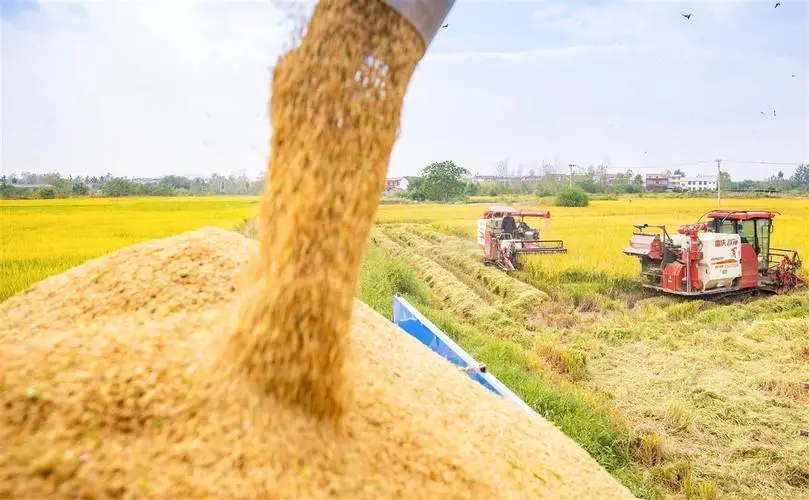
472;175;502;184
600;173;622;185
472;174;563;184
8;183;52;190
674;175;717;192
472;175;511;184
543;173;570;183
384;177;410;194
131;178;160;185
644;172;670;191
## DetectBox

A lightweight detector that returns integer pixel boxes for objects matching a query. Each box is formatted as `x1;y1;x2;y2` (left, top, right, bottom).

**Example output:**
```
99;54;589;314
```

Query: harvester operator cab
704;211;773;271
501;215;517;238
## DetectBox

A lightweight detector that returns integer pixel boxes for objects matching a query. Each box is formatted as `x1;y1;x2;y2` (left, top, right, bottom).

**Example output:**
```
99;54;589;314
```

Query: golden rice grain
0;228;632;499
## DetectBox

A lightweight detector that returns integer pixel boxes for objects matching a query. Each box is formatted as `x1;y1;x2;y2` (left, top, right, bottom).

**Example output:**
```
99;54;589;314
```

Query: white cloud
2;0;806;181
3;1;291;178
426;43;644;62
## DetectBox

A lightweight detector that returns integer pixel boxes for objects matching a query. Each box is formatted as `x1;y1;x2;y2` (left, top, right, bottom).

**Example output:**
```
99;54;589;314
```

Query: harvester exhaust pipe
381;0;455;46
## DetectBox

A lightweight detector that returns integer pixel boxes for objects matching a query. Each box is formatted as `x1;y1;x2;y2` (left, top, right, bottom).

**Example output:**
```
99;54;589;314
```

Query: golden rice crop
370;195;809;499
375;196;809;281
0;197;258;301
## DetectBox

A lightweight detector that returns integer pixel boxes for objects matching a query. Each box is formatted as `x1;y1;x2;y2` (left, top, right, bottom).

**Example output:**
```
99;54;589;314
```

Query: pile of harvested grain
0;228;633;498
225;0;426;421
0;0;635;496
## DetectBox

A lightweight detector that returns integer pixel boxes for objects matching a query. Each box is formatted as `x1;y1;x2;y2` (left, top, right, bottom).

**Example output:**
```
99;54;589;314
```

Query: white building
672;175;717;192
131;177;160;185
668;173;684;190
384;177;410;193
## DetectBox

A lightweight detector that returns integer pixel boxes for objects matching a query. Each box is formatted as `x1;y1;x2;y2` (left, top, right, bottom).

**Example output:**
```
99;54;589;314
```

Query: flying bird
442;23;449;28
682;13;692;20
792;74;796;77
775;2;781;8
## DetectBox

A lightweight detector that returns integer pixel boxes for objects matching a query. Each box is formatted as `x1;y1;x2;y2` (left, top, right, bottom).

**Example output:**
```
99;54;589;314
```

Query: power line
567;160;714;172
721;160;802;166
488;158;803;178
606;162;712;171
653;160;716;168
574;159;802;173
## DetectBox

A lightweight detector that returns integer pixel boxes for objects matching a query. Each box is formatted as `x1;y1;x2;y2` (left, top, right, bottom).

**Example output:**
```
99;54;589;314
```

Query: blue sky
2;0;807;180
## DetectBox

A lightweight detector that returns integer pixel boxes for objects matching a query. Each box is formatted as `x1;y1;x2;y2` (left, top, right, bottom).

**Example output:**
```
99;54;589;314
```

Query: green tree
38;187;56;199
718;171;732;191
71;182;90;196
791;164;809;186
405;177;426;201
0;184;22;199
160;175;191;190
135;184;154;196
632;174;644;191
487;183;507;197
419;160;469;202
577;177;599;193
42;173;63;186
555;187;589;207
101;177;136;197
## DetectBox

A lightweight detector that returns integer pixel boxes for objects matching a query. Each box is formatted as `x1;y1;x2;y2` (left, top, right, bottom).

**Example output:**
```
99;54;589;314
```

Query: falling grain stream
224;0;425;421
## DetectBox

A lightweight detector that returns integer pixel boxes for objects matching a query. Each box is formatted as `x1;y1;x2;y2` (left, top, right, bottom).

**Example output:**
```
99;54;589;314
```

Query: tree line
396;162;809;202
3;163;807;201
731;165;809;192
0;172;265;199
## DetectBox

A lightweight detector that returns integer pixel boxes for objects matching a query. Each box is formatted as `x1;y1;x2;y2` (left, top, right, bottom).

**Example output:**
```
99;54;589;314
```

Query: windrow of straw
370;229;500;322
382;226;548;312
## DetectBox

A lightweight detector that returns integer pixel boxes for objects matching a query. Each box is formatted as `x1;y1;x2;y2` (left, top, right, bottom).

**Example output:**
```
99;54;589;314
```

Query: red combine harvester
624;210;804;296
478;206;567;271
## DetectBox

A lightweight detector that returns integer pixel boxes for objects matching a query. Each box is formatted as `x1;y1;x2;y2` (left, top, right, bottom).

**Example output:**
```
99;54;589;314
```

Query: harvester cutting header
624;210;804;296
478;206;567;271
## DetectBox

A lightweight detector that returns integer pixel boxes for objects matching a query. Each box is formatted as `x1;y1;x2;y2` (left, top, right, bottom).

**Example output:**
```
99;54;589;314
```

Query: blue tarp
392;295;536;416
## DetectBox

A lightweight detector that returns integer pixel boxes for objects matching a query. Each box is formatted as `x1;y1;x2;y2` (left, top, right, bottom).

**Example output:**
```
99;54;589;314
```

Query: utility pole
568;164;576;189
716;159;722;207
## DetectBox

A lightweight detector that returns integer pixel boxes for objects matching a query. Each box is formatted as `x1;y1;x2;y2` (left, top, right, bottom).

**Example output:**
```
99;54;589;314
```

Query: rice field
0;197;258;301
367;195;809;500
376;196;809;283
3;195;808;499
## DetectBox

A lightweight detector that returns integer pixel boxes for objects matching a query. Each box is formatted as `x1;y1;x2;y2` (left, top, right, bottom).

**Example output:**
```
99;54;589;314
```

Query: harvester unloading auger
624;210;804;297
478;205;567;271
